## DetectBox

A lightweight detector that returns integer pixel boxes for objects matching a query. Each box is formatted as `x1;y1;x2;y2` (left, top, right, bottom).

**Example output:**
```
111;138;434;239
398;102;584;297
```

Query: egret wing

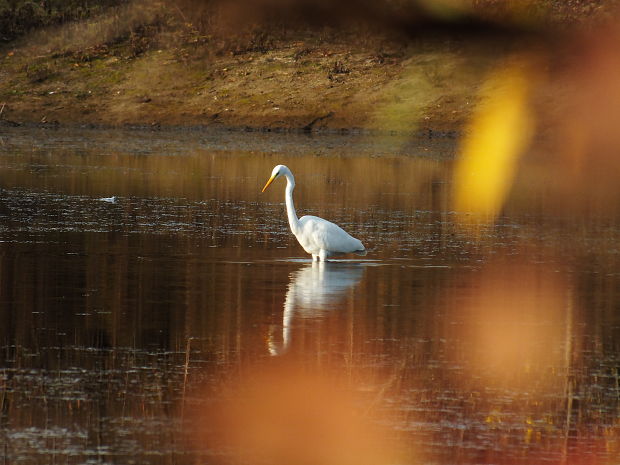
299;216;364;254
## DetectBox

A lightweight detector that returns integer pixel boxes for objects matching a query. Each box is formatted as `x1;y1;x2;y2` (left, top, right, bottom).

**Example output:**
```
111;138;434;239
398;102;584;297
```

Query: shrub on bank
0;0;128;42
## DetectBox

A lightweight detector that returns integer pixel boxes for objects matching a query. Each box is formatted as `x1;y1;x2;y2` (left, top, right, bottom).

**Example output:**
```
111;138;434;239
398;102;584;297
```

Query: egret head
261;165;288;192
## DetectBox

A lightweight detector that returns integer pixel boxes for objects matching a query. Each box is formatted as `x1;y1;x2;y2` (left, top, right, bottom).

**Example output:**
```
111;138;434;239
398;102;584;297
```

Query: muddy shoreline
0;117;460;139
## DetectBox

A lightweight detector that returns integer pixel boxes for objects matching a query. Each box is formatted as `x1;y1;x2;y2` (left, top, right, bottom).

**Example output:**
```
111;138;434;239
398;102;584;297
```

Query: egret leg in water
261;165;366;261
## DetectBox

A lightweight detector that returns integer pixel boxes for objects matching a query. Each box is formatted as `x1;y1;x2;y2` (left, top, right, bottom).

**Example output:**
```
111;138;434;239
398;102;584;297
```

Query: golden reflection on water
0;144;446;213
0;128;619;464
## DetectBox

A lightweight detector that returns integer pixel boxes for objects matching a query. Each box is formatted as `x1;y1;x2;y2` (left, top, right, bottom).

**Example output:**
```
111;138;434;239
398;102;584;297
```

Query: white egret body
261;165;366;261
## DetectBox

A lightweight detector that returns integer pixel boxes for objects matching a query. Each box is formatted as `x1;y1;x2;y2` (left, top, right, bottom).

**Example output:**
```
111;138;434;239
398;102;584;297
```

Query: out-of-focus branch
173;0;615;43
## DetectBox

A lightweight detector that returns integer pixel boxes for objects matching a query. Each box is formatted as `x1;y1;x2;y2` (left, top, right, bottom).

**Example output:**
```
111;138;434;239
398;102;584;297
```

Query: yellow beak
261;174;276;193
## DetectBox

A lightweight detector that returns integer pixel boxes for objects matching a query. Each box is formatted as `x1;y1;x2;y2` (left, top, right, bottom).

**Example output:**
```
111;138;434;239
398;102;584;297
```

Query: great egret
261;165;366;261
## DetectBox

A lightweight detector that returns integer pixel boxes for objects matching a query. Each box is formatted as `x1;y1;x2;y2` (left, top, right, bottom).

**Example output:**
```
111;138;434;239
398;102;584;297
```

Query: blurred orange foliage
444;260;573;391
191;364;405;465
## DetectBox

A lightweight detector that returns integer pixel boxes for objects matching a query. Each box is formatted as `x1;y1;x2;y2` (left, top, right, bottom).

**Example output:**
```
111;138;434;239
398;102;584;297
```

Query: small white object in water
99;196;116;203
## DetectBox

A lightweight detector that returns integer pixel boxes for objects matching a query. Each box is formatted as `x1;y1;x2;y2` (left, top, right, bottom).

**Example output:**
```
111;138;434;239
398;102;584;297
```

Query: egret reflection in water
268;261;365;355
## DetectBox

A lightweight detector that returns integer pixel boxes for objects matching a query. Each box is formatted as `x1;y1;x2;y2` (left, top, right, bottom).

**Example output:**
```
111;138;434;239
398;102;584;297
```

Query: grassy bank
0;0;614;130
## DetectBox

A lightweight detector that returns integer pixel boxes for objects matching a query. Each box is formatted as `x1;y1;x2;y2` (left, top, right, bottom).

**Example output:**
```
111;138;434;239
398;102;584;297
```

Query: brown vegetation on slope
0;0;617;130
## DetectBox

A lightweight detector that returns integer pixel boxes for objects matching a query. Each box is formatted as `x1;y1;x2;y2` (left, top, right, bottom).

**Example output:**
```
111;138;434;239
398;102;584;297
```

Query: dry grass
0;7;494;130
19;0;167;55
1;0;617;130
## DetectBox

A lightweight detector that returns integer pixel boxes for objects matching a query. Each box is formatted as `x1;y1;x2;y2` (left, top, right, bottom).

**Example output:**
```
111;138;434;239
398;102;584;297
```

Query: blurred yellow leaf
453;57;537;231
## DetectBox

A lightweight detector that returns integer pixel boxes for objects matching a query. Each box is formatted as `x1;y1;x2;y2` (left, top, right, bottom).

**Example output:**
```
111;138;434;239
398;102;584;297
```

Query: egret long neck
284;173;300;234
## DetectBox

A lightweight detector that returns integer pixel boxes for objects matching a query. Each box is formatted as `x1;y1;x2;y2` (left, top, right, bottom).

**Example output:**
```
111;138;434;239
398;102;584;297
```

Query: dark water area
0;127;619;464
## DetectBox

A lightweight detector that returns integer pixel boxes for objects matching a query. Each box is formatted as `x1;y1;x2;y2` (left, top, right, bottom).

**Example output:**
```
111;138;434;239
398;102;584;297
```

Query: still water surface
0;127;619;464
